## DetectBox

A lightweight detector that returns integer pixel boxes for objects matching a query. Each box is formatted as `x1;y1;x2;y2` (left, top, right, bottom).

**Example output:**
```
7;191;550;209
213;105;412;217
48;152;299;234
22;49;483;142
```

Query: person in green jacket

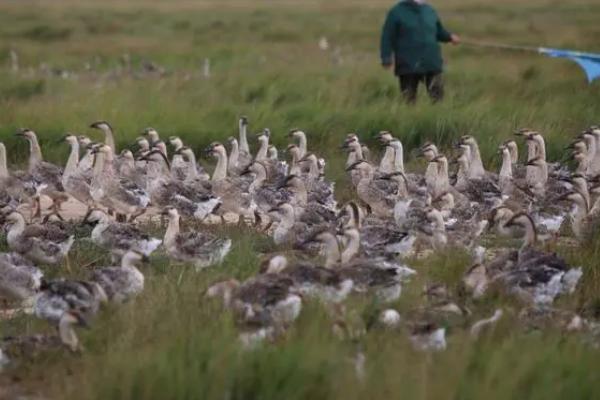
380;0;459;103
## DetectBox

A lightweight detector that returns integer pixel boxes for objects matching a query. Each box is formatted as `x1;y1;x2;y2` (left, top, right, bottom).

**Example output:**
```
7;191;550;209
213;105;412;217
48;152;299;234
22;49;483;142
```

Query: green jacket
380;0;452;75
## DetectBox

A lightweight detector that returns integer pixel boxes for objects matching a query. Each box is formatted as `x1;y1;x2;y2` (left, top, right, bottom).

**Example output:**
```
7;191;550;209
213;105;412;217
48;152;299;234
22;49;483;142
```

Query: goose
376;131;396;174
245;161;293;216
206;275;302;340
561;190;595;239
168;136;189;181
16;129;68;218
138;148;221;220
339;201;416;257
268;202;331;246
288;129;308;159
0;252;43;305
34;278;107;325
238;116;251;157
420;142;439;195
142;127;160;146
90;144;150;220
77;135;95;172
1;310;88;358
342;135;366;187
83;209;162;260
226;136;250;176
89;121;117;155
205;142;255;222
260;255;353;304
162;207;232;270
3;211;74;265
0;142;30;207
481;213;582;305
346;160;403;218
459;135;486;179
253;130;287;180
286;144;304;176
302;228;416;302
89;250;147;303
61;134;94;209
175;146;210;183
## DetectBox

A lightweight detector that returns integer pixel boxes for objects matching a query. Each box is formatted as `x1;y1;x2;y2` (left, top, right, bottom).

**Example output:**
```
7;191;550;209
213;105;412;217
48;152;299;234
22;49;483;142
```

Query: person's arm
380;10;396;68
436;16;460;44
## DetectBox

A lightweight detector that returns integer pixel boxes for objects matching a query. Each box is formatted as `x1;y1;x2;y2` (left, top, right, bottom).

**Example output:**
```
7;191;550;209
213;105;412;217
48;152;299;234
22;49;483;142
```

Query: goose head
487;206;514;228
63;134;79;146
559;190;588;213
205;142;226;158
338;201;363;229
78;135;92;147
459;135;478;147
175;146;195;161
286;144;302;160
420;142;438;161
89;121;113;133
514;128;536;139
288;129;306;141
139;148;171;170
4;211;25;225
121;250;149;268
376;131;394;144
505;212;537;243
161;206;180;222
567;139;588;154
239;116;248;129
135;136;150;152
169;136;184;150
345;159;372;174
82;208;109;226
503;139;518;163
15;128;37;141
142;127;160;144
257;129;270;142
243;161;268;177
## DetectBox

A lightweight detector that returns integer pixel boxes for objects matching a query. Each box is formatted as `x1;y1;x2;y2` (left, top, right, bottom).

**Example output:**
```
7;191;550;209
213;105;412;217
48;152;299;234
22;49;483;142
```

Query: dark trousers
399;73;444;104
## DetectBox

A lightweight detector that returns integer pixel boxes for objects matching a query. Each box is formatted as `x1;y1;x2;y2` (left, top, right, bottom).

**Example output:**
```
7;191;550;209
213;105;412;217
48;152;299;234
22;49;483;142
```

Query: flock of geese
0;118;598;366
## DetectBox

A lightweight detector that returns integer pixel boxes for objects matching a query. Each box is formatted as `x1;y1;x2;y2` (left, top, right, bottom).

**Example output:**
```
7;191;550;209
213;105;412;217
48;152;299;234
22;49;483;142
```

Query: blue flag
539;48;600;83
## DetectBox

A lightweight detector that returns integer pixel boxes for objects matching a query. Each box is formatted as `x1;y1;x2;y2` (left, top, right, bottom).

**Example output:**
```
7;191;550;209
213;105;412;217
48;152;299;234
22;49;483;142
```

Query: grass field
1;0;600;399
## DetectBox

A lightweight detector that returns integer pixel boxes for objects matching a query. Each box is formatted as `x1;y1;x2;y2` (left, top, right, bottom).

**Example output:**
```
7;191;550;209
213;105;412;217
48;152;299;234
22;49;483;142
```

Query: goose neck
393;143;404;173
499;151;512;178
379;146;395;174
64;141;80;177
27;136;43;172
239;124;250;154
322;235;341;268
211;149;228;181
228;141;239;169
0;144;8;179
341;231;360;264
255;138;269;161
164;216;180;245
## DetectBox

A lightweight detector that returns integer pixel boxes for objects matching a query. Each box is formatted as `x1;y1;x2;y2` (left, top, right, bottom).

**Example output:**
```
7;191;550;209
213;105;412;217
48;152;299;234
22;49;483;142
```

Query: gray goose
83;209;162;261
3;211;74;265
89;250;147;303
0;252;43;306
1;310;89;359
162;207;232;270
16;129;68;219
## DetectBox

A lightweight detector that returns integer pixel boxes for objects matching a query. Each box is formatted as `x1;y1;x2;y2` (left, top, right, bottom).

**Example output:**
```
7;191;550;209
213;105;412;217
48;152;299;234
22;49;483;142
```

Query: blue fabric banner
539;48;600;83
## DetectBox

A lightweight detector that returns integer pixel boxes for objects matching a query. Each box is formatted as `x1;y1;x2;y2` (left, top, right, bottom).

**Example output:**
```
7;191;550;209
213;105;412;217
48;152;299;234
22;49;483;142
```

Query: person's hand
450;34;460;45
